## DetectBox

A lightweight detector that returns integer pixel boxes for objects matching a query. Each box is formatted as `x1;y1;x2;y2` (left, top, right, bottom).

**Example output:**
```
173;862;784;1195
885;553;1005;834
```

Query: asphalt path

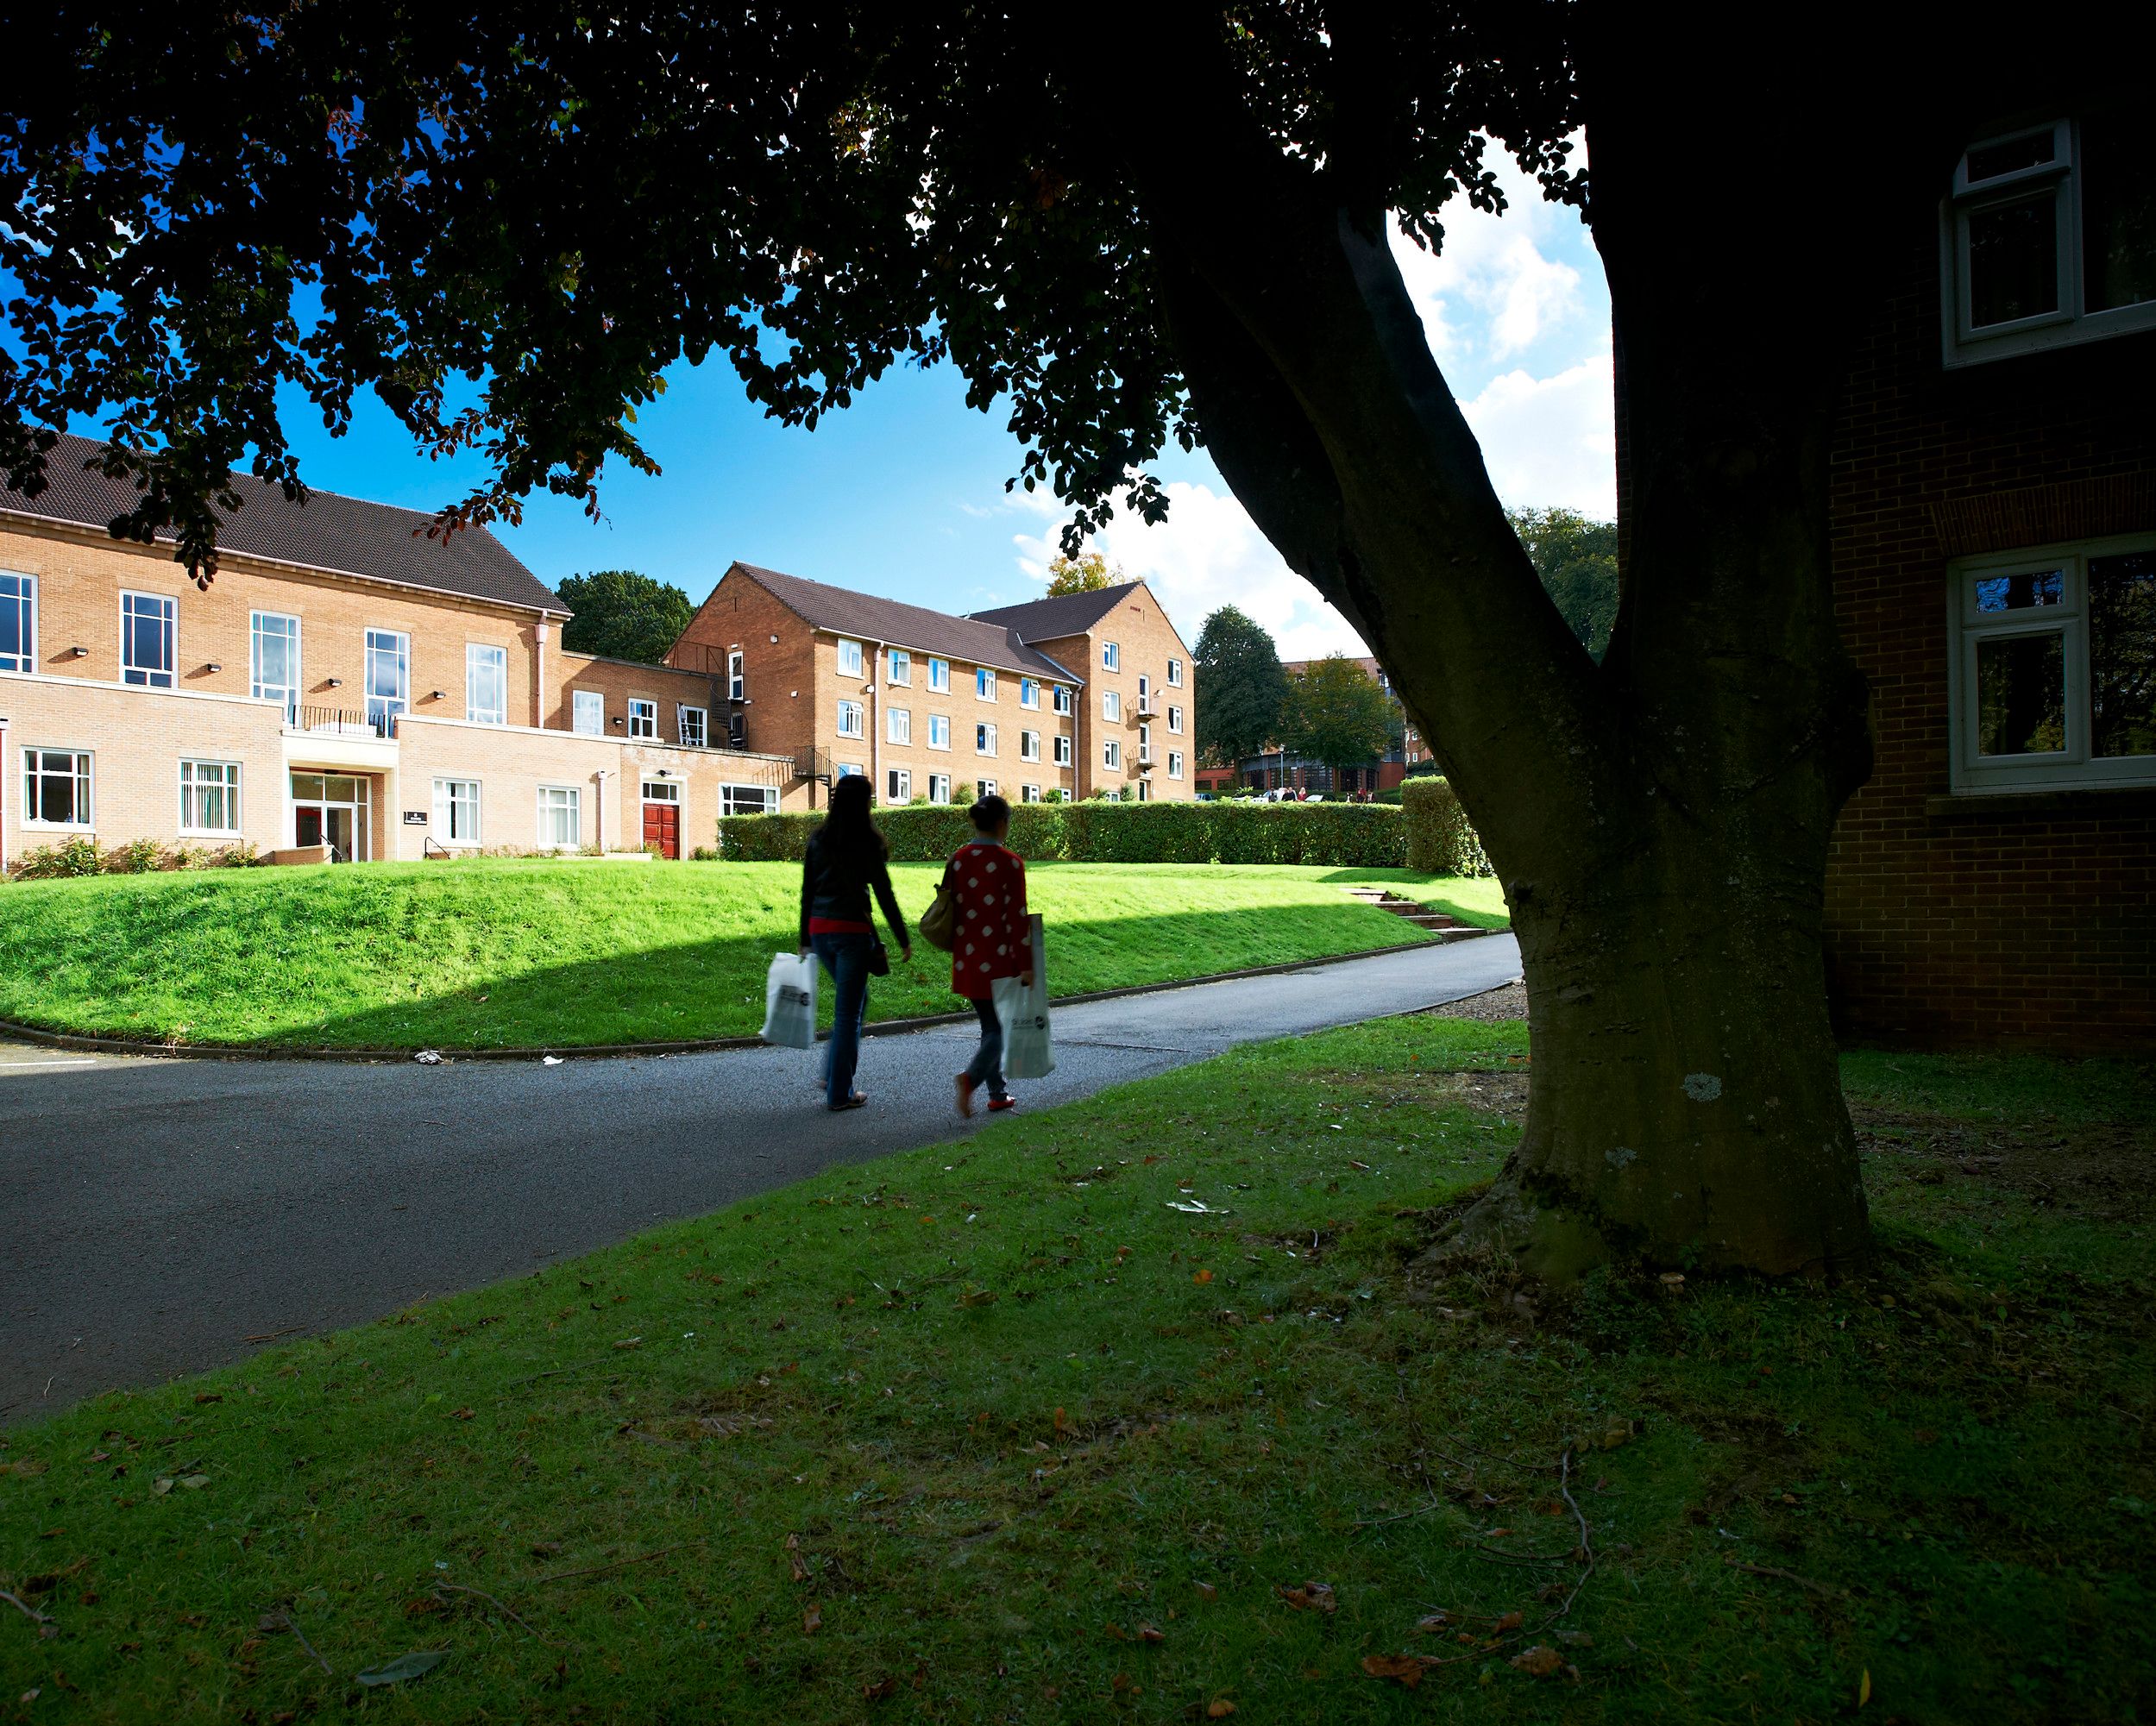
0;935;1520;1425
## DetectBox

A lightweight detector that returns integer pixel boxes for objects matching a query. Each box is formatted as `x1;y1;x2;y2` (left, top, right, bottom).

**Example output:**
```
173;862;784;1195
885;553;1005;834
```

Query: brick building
1812;113;2153;1051
0;436;801;870
1201;653;1431;797
669;567;1198;805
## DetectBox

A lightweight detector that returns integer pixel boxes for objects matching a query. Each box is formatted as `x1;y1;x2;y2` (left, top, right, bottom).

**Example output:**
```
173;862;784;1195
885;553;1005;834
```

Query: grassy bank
0;859;1506;1051
1;1016;2147;1722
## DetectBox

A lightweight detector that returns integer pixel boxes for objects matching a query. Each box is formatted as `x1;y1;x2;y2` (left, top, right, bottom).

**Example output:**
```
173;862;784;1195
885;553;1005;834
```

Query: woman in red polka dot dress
944;794;1033;1116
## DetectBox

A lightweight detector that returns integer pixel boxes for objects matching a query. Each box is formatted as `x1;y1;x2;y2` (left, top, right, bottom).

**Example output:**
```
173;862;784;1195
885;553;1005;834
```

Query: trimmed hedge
1401;778;1490;876
712;800;1417;868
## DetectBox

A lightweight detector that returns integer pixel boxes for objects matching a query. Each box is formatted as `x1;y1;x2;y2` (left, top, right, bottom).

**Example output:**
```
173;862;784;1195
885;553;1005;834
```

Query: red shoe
987;1096;1017;1113
955;1074;978;1118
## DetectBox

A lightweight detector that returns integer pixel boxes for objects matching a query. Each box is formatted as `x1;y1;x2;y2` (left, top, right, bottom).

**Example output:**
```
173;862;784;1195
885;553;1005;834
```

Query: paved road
1;937;1520;1425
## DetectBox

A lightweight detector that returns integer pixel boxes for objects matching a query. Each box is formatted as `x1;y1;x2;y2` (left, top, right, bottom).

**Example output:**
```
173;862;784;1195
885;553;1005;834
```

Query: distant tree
1279;655;1395;779
1510;508;1619;661
1044;549;1119;594
557;569;695;665
1194;606;1288;768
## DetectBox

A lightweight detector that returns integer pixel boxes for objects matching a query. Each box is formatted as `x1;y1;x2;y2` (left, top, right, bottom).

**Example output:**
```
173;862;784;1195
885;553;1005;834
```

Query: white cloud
1458;352;1617;519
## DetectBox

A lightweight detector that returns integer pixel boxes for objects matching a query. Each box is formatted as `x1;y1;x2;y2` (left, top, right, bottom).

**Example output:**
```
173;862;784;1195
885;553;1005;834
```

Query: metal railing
292;704;398;739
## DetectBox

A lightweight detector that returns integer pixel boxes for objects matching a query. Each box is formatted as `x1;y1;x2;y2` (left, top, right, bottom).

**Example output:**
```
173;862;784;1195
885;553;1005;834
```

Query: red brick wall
1822;235;2156;1052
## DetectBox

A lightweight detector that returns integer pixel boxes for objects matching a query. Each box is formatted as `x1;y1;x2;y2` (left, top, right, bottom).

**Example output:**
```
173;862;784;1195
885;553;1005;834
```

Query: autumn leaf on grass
1509;1645;1568;1679
802;1603;823;1635
450;1408;474;1422
355;1650;448;1687
1275;1582;1337;1614
1206;1701;1237;1717
1192;1270;1213;1285
1492;1610;1524;1633
1416;1611;1453;1634
1194;1582;1218;1602
1136;1623;1164;1644
1361;1654;1432;1688
785;1534;808;1584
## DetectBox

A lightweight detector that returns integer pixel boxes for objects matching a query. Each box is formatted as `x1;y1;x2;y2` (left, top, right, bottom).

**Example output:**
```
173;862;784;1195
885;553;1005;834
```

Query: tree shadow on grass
1315;867;1512;928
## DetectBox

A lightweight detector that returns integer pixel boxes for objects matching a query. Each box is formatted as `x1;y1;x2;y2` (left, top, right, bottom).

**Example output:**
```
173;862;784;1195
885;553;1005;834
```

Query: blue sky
241;154;1614;659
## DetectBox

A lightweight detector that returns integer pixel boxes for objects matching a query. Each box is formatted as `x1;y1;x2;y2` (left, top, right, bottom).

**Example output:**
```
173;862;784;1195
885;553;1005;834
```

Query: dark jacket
799;828;908;949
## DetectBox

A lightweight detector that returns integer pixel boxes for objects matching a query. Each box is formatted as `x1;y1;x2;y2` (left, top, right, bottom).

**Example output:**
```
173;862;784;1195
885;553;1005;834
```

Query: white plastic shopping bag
993;915;1055;1079
762;951;819;1049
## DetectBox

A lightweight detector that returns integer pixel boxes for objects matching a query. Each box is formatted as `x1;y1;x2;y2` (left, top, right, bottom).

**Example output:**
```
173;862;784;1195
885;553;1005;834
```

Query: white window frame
1103;689;1122;722
641;777;681;804
1103;641;1120;671
628;697;659;739
928;772;952;803
1020;676;1039;708
837;698;864;739
1054;734;1072;767
977;777;997;798
249;611;301;720
178;757;242;836
976;721;997;756
976;666;996;702
0;570;35;674
1021;783;1041;803
927;656;950;693
837;761;864;779
364;628;410;732
720;783;777;816
727;650;745;701
1168;704;1184;734
1053;684;1073;715
887;706;911;744
1941;117;2156;367
1139;720;1153;762
927;713;951;751
432;776;482;846
22;747;92;829
1167;656;1183;687
120;590;177;688
1020;729;1040;763
887;766;912;802
572;689;605;736
466;643;509;725
1103;738;1122;769
887;650;911;687
1947;531;2156;793
837;637;864;676
1168;750;1185;780
537;783;583;850
678;705;708;747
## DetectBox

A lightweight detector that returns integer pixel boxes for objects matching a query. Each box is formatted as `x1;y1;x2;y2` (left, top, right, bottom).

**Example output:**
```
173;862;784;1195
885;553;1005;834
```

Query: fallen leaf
1361;1654;1430;1688
786;1535;808;1584
1859;1668;1871;1707
1136;1622;1164;1644
613;1337;643;1351
1348;1159;1373;1171
451;1408;475;1422
178;1474;210;1491
151;1478;174;1497
1275;1582;1337;1614
1206;1702;1237;1718
1511;1645;1564;1678
1493;1610;1524;1632
1417;1611;1452;1633
802;1603;822;1635
355;1650;449;1686
1192;1270;1213;1285
862;1674;897;1700
1194;1581;1218;1601
194;1393;222;1405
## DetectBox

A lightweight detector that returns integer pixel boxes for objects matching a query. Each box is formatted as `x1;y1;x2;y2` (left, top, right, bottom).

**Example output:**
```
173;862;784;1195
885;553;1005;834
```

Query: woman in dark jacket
798;773;910;1111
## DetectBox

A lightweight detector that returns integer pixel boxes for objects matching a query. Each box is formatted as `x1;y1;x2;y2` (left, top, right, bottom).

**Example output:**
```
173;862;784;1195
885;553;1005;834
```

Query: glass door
290;773;374;861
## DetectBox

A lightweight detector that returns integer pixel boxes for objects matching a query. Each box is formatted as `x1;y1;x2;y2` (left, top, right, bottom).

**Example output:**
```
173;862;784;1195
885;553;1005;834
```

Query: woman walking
798;774;910;1111
943;793;1032;1117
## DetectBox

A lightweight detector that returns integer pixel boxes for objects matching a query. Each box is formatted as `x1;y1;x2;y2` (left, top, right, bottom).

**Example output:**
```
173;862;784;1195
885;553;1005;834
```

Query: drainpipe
865;637;887;801
535;618;548;729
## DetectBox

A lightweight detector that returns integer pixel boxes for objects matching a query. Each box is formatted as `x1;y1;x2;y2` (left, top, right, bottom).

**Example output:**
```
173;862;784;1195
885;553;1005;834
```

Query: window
364;629;409;733
432;777;481;844
23;748;91;826
1168;704;1184;734
720;783;777;816
976;721;997;755
1020;677;1039;708
888;766;912;802
1135;777;1151;802
837;761;864;779
0;572;33;673
976;667;996;701
1053;684;1073;715
1138;674;1151;710
887;706;911;744
1168;656;1183;687
642;778;680;805
179;759;241;834
727;649;745;701
888;650;911;687
927;656;950;693
1103;689;1122;722
466;643;508;725
837;699;864;738
837;637;864;676
1021;783;1042;803
1054;734;1072;767
1942;115;2156;366
977;778;996;798
678;706;708;747
572;689;604;735
1103;738;1122;769
1949;535;2156;791
1168;750;1185;780
629;698;658;739
250;612;300;720
1139;720;1153;761
537;784;582;850
928;773;952;803
121;591;176;687
1021;730;1040;762
1103;641;1120;671
927;714;951;750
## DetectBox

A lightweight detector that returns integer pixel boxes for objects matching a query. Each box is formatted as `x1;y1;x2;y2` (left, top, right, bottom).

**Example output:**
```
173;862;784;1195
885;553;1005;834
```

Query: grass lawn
2;1017;2148;1723
0;859;1504;1051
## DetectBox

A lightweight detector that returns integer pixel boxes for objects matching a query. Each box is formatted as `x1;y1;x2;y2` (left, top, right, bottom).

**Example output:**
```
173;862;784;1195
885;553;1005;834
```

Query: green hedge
1400;778;1491;876
712;800;1417;868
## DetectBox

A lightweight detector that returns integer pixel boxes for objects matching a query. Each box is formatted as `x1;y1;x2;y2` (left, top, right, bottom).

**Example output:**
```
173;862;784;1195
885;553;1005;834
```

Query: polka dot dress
943;838;1031;1001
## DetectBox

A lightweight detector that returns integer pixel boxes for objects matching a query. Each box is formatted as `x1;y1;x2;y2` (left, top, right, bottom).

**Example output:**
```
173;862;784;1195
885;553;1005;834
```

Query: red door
642;800;679;858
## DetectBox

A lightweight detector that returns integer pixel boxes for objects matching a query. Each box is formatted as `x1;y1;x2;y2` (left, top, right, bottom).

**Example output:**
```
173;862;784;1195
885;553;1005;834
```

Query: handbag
919;880;959;951
868;937;890;977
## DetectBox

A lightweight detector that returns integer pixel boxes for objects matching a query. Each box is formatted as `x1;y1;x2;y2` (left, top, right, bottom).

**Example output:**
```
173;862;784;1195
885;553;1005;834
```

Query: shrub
10;837;104;880
106;836;164;874
1401;777;1490;876
214;841;260;868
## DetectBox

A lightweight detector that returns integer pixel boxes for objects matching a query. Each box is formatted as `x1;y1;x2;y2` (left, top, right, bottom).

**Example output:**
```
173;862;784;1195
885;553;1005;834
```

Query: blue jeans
810;932;872;1107
965;996;1009;1101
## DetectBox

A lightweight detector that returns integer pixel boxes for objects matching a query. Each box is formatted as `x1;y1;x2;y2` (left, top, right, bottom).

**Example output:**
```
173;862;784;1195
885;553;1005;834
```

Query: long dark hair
818;772;887;867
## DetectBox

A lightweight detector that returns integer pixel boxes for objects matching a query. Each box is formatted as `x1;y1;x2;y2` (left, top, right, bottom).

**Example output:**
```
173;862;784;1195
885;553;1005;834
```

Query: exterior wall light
204;662;223;674
71;645;88;657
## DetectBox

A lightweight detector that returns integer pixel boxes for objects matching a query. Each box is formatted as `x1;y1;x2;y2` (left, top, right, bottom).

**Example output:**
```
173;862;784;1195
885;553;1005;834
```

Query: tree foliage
1044;549;1120;595
1511;507;1618;660
557;569;695;665
1279;655;1395;775
1193;605;1289;768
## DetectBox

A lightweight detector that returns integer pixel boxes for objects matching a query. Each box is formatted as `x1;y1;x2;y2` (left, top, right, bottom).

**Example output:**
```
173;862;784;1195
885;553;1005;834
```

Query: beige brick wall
1031;583;1196;800
667;572;817;762
544;637;724;747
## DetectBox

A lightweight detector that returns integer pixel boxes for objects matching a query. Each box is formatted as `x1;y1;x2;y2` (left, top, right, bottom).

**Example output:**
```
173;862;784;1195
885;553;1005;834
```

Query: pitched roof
0;434;567;616
728;562;1082;683
965;580;1145;642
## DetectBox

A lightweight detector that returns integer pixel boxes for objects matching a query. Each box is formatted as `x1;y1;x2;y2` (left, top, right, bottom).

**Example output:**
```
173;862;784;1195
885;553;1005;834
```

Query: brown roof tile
731;562;1081;683
966;580;1145;642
